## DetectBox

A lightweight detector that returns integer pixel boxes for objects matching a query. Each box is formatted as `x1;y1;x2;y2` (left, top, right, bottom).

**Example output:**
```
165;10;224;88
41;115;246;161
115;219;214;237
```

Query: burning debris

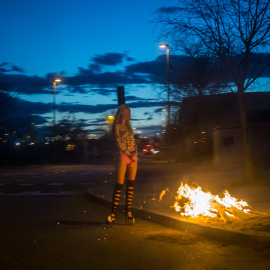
164;182;251;223
159;188;169;201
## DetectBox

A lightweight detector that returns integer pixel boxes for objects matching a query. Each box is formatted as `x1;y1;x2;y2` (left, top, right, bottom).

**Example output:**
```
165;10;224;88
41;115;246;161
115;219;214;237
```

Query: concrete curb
85;189;270;250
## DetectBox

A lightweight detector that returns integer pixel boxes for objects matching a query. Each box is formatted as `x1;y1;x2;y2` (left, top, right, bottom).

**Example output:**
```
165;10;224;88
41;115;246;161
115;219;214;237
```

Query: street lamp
106;115;114;132
52;79;61;127
159;44;170;126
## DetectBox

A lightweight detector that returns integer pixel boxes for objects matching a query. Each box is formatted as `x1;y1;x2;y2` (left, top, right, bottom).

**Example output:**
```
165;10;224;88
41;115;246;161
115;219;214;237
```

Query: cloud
0;73;49;94
91;52;127;66
68;86;88;94
12;65;24;73
0;54;189;95
10;94;166;121
125;95;158;102
91;88;116;96
153;108;164;113
13;98;51;115
0;62;24;73
66;69;148;87
155;6;183;14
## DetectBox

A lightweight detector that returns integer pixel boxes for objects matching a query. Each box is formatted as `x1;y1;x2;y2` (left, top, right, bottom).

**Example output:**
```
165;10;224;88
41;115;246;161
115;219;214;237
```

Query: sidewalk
85;161;270;250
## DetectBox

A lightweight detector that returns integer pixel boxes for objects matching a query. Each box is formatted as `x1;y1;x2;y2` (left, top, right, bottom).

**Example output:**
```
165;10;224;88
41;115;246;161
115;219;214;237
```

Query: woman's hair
113;104;133;134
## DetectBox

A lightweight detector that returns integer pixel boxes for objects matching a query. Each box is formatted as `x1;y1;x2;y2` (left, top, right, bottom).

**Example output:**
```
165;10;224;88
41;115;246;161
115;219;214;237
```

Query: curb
84;190;270;250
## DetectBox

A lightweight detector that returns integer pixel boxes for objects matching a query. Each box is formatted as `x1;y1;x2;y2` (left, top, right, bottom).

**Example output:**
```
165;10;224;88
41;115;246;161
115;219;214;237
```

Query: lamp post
159;44;170;126
52;79;61;128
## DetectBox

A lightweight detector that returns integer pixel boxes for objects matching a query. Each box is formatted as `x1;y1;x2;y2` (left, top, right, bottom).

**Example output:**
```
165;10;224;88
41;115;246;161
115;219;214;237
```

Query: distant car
142;145;155;155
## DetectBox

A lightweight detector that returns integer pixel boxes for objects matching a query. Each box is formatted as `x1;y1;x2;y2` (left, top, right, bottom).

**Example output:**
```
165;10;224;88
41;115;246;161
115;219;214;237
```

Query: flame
159;188;169;201
173;182;250;220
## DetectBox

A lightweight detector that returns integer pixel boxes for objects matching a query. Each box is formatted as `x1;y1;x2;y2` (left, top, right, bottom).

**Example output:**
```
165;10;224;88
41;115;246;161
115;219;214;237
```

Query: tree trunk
237;91;254;183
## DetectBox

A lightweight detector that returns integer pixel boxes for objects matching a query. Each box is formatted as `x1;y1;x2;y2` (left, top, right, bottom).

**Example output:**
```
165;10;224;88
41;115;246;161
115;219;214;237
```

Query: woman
106;104;137;225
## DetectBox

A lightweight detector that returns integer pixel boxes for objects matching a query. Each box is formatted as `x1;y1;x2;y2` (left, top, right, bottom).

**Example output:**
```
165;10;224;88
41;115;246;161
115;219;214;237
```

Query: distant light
156;133;160;136
55;79;61;82
66;144;75;151
162;109;167;111
45;142;49;145
29;142;34;145
15;142;20;146
159;44;169;48
31;123;35;125
5;134;9;136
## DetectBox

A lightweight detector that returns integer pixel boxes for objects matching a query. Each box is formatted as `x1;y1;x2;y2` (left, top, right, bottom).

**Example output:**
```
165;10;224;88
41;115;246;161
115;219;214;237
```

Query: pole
166;46;170;126
53;81;56;128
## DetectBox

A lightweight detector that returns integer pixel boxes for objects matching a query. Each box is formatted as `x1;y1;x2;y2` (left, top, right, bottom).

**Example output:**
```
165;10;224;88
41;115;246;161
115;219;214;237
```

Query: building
179;92;270;164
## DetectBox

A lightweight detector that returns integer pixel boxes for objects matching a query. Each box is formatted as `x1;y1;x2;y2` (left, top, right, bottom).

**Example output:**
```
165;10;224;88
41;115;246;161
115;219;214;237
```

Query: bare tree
170;44;229;98
0;91;13;118
156;0;270;183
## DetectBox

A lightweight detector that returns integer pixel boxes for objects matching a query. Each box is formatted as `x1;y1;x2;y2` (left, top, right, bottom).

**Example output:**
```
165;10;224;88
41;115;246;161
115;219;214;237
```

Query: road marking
0;191;79;196
0;173;37;176
80;172;93;176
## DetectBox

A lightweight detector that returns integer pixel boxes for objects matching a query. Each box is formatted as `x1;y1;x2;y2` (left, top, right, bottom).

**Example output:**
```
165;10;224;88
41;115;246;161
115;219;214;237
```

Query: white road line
80;172;93;176
0;191;78;196
1;173;38;176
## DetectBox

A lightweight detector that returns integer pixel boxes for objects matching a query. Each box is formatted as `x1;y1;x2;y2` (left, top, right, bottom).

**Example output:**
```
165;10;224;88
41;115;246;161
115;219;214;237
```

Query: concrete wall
212;126;270;164
212;127;243;164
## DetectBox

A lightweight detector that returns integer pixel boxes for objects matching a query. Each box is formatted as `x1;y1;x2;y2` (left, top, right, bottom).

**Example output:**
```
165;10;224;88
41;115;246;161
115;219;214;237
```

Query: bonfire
168;182;251;223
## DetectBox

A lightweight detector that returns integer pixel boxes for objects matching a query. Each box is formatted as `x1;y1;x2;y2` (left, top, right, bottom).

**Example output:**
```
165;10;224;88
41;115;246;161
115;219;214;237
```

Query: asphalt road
0;165;270;270
0;164;114;195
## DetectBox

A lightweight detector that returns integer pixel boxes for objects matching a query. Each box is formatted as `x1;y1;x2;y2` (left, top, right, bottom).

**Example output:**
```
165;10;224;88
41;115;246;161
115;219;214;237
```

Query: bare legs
112;159;137;218
115;159;137;183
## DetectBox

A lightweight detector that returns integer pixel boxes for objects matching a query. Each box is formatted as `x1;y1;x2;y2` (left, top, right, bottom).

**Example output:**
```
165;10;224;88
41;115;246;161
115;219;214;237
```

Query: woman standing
106;105;137;225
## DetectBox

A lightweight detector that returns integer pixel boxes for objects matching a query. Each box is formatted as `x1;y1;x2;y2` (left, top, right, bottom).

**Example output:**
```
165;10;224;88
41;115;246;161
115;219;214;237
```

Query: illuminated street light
107;115;114;122
106;115;114;132
52;79;61;127
159;44;170;126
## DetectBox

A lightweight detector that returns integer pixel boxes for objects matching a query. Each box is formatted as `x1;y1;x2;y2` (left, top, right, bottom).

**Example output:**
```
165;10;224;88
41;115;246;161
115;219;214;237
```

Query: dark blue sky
0;0;175;137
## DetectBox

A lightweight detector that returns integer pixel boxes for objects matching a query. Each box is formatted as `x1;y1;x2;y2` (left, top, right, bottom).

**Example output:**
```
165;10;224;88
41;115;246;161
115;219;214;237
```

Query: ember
172;182;251;222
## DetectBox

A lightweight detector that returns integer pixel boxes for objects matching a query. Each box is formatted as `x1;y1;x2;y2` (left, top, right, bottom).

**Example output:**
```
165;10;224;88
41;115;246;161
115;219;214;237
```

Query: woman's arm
114;124;132;156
